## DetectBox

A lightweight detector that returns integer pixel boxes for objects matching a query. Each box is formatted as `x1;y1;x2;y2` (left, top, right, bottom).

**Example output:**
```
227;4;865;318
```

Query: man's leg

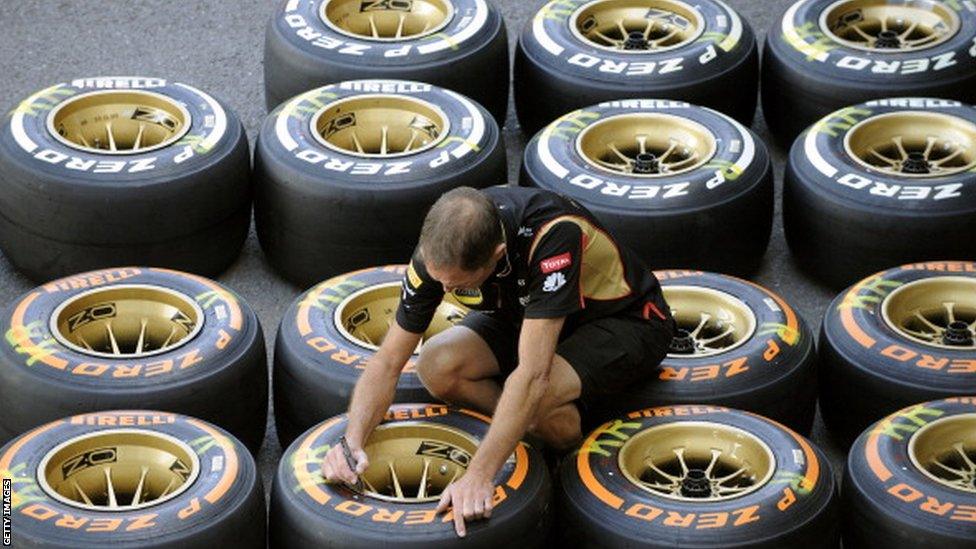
415;325;505;414
525;354;583;450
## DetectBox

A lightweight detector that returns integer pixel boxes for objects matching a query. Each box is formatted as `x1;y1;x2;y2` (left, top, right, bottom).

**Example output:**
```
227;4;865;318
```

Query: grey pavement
0;0;847;503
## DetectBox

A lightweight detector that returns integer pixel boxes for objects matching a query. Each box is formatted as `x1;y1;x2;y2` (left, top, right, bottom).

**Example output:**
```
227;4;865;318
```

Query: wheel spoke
688;312;711;338
133;123;145;150
388;462;404;498
673;447;689;475
699;326;735;346
636;134;647;155
868;148;900;166
417;458;430;499
104;467;118;508
922;135;937;160
607;143;632;163
891;136;908;160
350;131;365;154
944;302;956;324
131;465;149;506
395;13;406;38
106;322;121;355
703;449;722;476
380;126;389;156
899;20;919;39
954;442;976;471
913;310;943;332
645;458;680;481
72;480;94;506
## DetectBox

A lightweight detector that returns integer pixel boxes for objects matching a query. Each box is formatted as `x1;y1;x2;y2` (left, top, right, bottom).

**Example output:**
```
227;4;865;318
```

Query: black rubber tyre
270;403;552;548
273;265;470;447
0;77;251;282
254;79;506;287
0;267;268;454
0;410;265;548
520;100;772;276
591;270;817;434
263;0;509;125
843;397;976;548
784;98;976;289
762;0;976;144
560;404;839;548
819;261;976;446
514;0;758;135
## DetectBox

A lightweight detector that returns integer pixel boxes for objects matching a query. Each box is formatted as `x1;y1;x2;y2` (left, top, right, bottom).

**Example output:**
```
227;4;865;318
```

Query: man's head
419;187;506;292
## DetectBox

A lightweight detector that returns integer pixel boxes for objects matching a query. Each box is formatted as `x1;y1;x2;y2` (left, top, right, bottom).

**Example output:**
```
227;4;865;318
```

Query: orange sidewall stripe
0;420;62;471
839;280;876;349
11;291;67;370
744;279;799;340
187;419;239;504
576;422;624;509
294;416;344;505
506;443;529;490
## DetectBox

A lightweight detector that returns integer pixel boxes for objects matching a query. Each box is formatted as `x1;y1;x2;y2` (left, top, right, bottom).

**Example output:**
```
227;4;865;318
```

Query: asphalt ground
0;0;847;507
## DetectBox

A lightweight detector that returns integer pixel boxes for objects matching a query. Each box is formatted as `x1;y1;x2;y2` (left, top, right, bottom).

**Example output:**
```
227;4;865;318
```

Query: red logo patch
540;252;572;274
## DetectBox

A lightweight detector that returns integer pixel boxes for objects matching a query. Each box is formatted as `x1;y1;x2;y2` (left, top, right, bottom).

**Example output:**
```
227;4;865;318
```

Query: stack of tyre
0;0;973;547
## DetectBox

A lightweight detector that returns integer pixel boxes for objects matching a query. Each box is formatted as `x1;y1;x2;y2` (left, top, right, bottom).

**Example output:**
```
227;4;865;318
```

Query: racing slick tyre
269;404;552;548
0;267;268;454
590;270;817;434
520;100;773;276
559;405;839;548
263;0;510;125
273;265;469;447
819;261;976;445
0;77;251;282
843;397;976;548
254;80;506;287
783;98;976;289
513;0;758;135
762;0;976;144
0;410;265;548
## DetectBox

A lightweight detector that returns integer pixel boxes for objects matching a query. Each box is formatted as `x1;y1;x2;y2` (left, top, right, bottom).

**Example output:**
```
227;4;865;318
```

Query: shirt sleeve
395;251;445;333
524;221;584;319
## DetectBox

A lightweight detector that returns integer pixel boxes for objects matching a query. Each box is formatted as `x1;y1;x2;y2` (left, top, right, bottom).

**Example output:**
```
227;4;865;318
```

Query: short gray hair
419;187;502;270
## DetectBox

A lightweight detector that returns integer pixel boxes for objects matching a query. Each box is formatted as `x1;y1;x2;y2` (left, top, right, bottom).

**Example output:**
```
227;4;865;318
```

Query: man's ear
493;242;506;261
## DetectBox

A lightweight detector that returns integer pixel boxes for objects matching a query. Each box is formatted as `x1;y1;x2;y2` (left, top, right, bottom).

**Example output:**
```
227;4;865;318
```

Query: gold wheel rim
820;0;960;53
618;421;776;502
37;429;200;511
881;277;976;350
909;413;976;493
335;282;467;352
47;90;191;155
50;284;204;359
662;286;756;358
321;0;454;41
844;112;976;178
311;94;449;158
570;0;704;53
576;113;716;178
359;422;478;502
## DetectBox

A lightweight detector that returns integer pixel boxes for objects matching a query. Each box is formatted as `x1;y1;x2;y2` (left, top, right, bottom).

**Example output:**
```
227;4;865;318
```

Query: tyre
560;404;839;548
513;0;758;135
0;76;251;282
0;409;265;548
762;0;976;144
520;100;773;276
269;403;552;548
254;79;506;287
589;270;816;433
819;261;976;445
844;396;976;548
784;98;976;289
273;265;469;447
0;267;268;453
263;0;509;125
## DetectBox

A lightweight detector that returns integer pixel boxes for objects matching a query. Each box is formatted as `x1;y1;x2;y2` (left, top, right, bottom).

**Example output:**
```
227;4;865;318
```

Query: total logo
543;272;567;293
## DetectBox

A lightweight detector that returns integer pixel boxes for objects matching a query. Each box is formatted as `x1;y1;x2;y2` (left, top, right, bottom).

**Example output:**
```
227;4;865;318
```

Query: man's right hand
321;442;369;485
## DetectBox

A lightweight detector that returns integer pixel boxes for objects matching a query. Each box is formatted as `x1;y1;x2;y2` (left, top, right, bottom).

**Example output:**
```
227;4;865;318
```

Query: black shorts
459;312;674;423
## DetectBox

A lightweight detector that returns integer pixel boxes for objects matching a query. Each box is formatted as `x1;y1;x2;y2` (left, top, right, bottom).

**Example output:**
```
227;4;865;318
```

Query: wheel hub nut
669;329;695;354
623;30;649;50
943;321;974;346
680;469;712;498
633;152;660;174
901;151;931;174
874;29;901;48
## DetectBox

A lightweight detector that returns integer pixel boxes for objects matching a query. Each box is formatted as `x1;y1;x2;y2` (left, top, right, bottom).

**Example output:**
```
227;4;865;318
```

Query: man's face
426;261;496;294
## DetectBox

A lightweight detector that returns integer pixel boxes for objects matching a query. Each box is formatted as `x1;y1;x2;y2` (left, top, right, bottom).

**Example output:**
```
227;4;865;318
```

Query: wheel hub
311;95;449;158
334;282;467;351
820;0;960;53
570;0;704;53
881;277;976;350
844;112;976;178
575;113;716;178
661;286;756;358
47;90;191;155
321;0;454;41
617;421;776;502
49;284;204;359
37;429;200;511
909;414;976;494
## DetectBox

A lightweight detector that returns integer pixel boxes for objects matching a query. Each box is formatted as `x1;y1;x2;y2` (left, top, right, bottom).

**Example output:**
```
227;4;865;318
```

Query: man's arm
435;316;564;536
320;321;421;484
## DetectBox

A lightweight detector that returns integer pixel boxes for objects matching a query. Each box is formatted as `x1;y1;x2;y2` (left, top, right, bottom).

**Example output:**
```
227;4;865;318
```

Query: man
321;186;674;536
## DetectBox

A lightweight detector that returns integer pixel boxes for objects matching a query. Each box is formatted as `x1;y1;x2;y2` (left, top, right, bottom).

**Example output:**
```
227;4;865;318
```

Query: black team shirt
396;187;672;333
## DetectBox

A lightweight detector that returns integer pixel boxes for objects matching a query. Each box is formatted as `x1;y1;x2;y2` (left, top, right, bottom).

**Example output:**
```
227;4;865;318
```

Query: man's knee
529;404;582;451
415;336;464;400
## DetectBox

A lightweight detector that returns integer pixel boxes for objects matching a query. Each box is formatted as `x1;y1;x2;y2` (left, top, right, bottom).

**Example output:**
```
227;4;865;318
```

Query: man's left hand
435;471;495;537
